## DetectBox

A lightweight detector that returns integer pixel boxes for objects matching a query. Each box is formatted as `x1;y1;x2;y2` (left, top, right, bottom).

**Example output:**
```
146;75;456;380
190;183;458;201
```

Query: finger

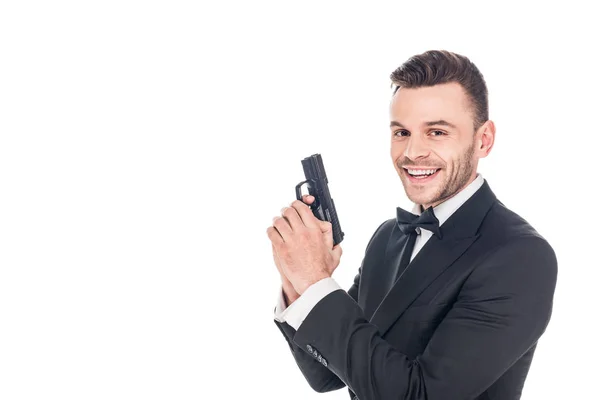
296;198;332;233
270;217;292;242
271;243;284;273
266;226;284;245
318;219;333;234
280;206;304;230
301;195;315;205
272;243;280;259
332;244;343;260
320;220;334;249
290;199;319;229
272;215;292;230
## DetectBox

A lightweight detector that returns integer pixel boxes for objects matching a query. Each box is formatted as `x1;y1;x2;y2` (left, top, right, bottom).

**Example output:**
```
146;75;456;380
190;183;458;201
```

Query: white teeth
407;168;437;176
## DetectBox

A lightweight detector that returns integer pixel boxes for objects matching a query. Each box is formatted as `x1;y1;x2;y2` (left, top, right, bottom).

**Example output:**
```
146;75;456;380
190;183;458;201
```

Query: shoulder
482;200;553;251
475;200;557;277
357;218;397;254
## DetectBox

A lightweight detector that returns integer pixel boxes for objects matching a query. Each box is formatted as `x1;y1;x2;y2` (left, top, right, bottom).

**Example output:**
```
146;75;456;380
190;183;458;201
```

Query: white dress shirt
274;173;485;330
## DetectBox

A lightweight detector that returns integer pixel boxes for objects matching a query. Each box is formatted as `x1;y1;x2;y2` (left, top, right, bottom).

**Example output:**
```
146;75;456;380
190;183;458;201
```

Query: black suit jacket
274;180;557;400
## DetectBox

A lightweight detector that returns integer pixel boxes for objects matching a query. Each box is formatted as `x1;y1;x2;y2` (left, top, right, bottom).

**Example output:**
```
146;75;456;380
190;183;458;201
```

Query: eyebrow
425;119;457;129
390;120;457;129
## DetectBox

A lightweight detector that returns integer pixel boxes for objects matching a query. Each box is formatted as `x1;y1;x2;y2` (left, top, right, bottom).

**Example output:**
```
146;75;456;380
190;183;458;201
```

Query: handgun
295;153;345;246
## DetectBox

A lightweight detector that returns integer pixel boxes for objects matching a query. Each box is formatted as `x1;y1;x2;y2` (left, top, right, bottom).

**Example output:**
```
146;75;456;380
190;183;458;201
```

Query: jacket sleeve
273;266;361;392
273;220;390;393
290;236;558;400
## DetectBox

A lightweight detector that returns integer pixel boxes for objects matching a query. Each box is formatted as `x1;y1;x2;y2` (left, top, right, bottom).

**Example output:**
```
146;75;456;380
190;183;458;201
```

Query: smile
403;167;441;182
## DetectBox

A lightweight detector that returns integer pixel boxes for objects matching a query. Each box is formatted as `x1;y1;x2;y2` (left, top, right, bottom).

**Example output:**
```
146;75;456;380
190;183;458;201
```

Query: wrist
282;283;299;306
295;273;331;295
283;291;299;306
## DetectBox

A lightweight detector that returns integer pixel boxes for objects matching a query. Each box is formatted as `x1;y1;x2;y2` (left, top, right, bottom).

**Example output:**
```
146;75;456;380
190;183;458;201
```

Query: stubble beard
398;139;476;208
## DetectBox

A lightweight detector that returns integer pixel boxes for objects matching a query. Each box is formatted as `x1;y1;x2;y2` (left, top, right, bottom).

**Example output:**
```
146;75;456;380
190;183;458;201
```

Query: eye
393;129;410;137
430;130;447;136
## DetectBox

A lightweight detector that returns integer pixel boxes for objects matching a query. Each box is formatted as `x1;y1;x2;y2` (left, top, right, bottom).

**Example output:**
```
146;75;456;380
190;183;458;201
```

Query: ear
476;120;496;158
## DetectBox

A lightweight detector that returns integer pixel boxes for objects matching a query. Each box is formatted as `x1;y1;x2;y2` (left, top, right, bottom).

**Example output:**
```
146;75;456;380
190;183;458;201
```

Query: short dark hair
390;50;488;130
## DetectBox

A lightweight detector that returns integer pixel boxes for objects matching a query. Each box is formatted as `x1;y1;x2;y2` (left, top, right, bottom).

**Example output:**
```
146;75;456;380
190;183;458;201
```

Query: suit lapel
362;230;412;319
369;179;497;336
370;232;478;335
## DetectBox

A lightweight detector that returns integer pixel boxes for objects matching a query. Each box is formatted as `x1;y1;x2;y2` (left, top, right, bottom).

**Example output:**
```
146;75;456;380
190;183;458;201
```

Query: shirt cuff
279;278;342;330
274;287;288;323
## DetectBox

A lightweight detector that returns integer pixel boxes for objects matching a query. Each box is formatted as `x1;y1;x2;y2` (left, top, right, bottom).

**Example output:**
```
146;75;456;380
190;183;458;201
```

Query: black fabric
274;180;558;400
392;230;417;283
396;205;441;239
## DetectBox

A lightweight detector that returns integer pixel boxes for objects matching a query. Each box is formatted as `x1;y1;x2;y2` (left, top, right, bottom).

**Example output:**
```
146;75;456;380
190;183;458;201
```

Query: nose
404;134;430;161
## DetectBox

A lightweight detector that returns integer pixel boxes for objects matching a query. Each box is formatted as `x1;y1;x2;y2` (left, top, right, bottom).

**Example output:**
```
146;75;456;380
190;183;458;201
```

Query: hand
271;242;299;305
267;195;343;295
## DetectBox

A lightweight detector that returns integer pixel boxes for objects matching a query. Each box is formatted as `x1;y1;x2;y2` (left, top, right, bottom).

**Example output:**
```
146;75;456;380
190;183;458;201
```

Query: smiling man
391;82;482;210
267;50;557;400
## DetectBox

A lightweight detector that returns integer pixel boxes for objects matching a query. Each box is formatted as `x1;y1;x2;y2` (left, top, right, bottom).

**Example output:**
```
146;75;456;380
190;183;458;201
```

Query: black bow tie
396;206;442;239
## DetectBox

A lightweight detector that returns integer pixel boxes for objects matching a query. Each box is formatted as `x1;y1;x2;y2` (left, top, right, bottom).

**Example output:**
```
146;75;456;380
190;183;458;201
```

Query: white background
1;1;598;399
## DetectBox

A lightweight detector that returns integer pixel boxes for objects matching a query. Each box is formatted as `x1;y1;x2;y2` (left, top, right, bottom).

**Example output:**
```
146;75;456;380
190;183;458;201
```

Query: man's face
389;82;491;209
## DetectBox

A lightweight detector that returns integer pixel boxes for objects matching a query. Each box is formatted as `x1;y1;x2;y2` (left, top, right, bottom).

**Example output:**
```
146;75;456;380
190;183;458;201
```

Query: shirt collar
411;173;485;228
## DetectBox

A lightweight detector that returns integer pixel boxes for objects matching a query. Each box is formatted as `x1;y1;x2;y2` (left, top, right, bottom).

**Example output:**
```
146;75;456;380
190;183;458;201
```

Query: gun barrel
301;154;328;182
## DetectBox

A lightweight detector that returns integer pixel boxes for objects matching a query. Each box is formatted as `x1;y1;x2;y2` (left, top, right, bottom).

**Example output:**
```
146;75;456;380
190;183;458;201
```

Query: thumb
331;244;343;260
318;219;332;234
318;219;334;248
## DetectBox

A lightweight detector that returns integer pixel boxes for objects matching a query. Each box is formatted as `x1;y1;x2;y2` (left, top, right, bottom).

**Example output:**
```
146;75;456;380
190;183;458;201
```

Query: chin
401;181;439;206
408;193;437;208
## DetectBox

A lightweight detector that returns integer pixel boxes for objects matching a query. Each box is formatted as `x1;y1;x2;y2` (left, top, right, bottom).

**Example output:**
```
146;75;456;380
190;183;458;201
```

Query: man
266;50;557;400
